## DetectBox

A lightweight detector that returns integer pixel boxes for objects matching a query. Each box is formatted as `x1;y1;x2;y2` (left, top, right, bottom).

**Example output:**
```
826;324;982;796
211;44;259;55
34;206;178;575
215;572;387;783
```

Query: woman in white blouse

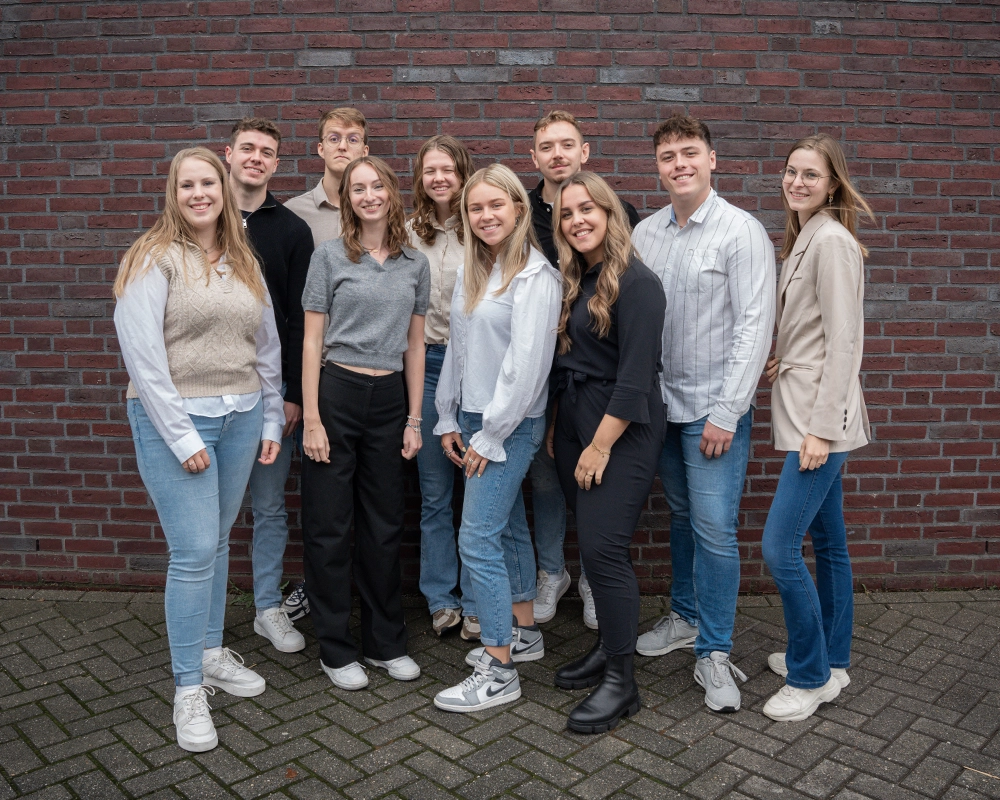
114;147;284;753
432;164;561;713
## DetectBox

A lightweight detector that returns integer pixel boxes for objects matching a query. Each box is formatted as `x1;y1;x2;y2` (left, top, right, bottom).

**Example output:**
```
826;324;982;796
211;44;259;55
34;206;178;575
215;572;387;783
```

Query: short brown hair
534;110;583;139
653;113;712;151
318;107;368;144
229;117;282;153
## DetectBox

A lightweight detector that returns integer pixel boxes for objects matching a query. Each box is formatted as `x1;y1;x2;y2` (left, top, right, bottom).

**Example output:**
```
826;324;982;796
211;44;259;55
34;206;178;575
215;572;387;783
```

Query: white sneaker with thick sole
365;655;421;681
321;660;369;690
254;608;306;653
768;652;850;688
533;568;571;623
578;571;598;630
201;648;266;697
173;686;217;752
763;677;841;721
434;652;521;713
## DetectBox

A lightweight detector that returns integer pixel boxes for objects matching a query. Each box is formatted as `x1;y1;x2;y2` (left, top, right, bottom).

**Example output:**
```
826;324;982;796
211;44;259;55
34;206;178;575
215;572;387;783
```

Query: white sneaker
533;568;571;623
173;686;217;752
768;653;850;688
578;571;598;630
321;660;369;690
763;677;841;722
365;655;421;681
254;608;306;653
201;648;265;697
434;652;521;713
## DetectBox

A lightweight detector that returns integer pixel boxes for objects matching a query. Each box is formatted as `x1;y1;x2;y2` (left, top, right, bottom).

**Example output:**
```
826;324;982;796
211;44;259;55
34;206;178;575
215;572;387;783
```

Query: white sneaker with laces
767;652;850;688
321;660;369;690
434;652;521;713
636;611;698;657
173;685;217;752
254;608;306;653
364;655;421;681
578;571;598;630
693;651;747;713
763;677;841;721
533;568;571;623
202;648;266;697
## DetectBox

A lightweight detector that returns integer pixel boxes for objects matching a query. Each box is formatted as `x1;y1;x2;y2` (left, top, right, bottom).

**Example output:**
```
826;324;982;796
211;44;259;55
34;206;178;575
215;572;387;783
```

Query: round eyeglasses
779;167;829;187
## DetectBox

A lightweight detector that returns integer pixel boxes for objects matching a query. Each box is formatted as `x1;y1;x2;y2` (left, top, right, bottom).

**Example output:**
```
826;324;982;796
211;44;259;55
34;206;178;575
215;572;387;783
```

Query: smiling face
225;130;279;192
559;183;608;268
175;156;224;235
466;181;520;256
531;121;590;188
783;147;836;225
318;121;369;180
347;162;389;225
654;135;716;208
421;148;461;211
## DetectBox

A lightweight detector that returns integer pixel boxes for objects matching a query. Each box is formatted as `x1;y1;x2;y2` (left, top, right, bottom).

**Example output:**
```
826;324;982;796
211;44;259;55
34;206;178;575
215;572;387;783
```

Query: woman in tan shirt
761;134;873;723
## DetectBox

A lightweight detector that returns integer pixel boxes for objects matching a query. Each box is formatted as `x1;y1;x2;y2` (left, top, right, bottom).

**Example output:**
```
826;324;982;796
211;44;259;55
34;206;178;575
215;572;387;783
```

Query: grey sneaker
694;651;747;713
636;611;698;657
533;568;571;623
460;615;481;642
768;652;850;688
434;652;521;713
578;571;598;630
465;622;544;667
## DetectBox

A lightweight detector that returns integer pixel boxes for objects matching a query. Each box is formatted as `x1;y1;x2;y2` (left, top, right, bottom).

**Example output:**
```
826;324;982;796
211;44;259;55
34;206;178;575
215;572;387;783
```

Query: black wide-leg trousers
301;364;408;669
553;381;664;656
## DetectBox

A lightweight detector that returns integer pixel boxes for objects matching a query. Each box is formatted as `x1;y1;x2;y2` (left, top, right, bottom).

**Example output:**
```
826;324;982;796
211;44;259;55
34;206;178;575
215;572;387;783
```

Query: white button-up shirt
631;190;776;431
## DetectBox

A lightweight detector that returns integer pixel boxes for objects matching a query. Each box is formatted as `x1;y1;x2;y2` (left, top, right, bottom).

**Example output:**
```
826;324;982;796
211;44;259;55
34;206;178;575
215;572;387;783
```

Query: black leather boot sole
555;633;606;690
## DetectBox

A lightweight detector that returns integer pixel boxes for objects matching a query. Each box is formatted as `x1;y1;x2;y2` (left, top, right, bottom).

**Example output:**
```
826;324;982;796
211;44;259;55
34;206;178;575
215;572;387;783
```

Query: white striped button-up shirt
631;190;776;431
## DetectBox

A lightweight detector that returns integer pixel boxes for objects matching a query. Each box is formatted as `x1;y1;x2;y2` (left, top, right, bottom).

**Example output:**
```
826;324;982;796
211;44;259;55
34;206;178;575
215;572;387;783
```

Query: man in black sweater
225;117;314;654
526;110;641;633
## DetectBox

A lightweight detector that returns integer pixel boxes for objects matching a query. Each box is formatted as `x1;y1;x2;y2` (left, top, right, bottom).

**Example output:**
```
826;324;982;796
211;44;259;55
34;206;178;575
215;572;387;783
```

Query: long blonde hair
409;135;474;246
460;164;541;313
113;147;265;301
552;172;636;355
339;156;410;263
779;134;875;262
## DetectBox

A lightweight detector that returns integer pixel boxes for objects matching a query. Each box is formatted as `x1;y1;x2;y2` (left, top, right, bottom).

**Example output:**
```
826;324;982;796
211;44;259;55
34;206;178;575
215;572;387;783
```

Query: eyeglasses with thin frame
324;133;364;148
779;166;830;187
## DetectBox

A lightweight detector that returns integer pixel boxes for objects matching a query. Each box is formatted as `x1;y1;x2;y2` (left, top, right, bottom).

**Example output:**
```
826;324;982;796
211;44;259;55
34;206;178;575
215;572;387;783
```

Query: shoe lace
181;685;215;719
288;583;306;604
708;655;748;687
213;648;246;675
459;660;492;693
535;571;560;604
268;609;295;636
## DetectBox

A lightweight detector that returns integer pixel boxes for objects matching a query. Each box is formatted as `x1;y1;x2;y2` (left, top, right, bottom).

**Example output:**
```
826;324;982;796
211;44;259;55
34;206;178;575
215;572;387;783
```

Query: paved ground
0;587;998;800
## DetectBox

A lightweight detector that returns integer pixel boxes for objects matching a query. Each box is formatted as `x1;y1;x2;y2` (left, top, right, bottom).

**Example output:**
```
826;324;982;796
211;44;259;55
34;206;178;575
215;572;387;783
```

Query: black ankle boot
566;653;640;734
555;632;607;690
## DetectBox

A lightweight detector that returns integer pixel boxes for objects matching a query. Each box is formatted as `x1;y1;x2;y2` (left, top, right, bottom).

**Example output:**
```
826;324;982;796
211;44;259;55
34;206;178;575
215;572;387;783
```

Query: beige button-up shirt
283;181;341;246
407;216;463;346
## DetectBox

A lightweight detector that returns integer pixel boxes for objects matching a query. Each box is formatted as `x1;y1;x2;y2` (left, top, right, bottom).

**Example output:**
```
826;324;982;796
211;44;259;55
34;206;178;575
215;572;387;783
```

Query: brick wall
2;1;998;594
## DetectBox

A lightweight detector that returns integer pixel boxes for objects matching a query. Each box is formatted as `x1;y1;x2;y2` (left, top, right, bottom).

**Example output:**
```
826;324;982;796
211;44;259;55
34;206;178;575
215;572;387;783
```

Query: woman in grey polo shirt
300;156;430;692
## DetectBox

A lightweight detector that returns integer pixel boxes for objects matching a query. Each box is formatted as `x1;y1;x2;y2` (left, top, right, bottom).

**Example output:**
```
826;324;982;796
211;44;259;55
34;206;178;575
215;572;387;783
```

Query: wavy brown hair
460;164;542;314
410;135;474;246
113;147;265;302
779;133;875;262
339;156;410;263
552;172;635;355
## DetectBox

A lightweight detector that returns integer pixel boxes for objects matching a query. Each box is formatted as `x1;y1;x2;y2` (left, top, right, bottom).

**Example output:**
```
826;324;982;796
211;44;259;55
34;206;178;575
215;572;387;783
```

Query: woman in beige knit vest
113;147;286;753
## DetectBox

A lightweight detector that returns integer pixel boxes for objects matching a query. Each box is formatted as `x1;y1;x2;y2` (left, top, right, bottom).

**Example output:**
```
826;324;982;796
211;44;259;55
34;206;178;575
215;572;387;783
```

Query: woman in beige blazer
760;134;873;723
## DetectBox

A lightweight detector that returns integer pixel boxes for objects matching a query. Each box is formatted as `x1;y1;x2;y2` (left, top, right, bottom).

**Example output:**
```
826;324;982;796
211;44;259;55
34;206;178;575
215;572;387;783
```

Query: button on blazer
771;211;871;453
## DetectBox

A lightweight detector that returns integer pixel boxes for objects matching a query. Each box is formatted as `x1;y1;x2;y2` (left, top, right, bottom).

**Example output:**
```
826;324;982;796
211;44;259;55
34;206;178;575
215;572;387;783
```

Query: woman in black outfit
549;172;666;733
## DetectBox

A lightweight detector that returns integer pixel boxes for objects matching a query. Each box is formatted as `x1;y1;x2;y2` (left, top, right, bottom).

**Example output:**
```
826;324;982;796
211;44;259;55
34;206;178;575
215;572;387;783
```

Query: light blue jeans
128;398;263;687
248;425;294;612
417;345;475;616
528;442;571;576
658;409;753;658
458;411;542;648
762;451;853;689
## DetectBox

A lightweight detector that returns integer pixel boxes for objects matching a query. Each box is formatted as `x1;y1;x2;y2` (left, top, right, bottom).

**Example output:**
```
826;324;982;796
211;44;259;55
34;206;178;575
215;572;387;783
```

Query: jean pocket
528;416;545;448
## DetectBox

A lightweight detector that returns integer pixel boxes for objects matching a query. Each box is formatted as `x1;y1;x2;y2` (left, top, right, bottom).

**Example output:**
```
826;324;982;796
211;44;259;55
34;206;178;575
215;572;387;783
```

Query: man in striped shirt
632;114;776;714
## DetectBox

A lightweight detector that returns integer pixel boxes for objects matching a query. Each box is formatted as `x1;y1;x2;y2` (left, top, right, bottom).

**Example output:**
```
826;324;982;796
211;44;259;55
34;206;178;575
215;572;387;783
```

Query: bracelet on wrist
589;441;611;457
407;415;422;423
405;422;422;433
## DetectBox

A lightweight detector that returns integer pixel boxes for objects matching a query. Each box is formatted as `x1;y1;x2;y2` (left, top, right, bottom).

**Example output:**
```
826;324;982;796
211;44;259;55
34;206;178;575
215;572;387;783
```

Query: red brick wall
2;2;998;594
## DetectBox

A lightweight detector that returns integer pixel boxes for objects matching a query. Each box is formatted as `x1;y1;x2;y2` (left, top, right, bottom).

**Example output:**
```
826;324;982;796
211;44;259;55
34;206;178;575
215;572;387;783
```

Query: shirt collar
666;189;717;229
531;179;552;210
311;180;337;210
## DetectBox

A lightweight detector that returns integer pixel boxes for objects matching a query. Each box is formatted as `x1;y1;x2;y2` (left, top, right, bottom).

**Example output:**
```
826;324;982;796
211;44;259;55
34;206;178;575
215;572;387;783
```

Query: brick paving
0;588;998;799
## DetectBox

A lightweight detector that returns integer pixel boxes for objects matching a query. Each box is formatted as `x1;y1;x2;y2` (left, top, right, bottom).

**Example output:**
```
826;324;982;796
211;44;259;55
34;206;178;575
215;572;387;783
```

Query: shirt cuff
432;414;460;437
262;422;283;444
469;430;507;463
169;430;207;463
606;389;651;424
707;408;739;434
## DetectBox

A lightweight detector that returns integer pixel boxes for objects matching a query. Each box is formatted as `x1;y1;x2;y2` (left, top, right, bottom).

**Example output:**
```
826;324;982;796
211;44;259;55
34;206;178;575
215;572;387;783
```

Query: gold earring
828;193;834;206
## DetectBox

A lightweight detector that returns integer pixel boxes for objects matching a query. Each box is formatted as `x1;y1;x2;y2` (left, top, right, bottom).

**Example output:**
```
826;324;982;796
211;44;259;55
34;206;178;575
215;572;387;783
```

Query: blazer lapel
778;212;832;309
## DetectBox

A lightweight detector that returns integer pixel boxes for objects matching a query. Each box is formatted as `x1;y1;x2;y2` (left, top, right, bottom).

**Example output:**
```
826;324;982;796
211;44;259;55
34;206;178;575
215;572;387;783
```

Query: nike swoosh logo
485;683;509;698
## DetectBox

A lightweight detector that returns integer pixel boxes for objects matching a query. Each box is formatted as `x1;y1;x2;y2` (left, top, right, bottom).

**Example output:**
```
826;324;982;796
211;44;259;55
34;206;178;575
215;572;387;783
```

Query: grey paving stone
457;763;529;800
565;733;632;772
343;764;418;800
93;742;149;781
352;737;422;774
513;749;585;788
794;760;855;799
682;761;748;800
569;763;640;799
68;770;130;800
459;735;528;773
412;725;476;759
406;749;475;789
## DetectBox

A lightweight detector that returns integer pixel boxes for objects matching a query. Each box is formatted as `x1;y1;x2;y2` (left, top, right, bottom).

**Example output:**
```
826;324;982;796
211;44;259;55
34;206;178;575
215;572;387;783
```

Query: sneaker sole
176;730;218;752
635;635;697;658
283;607;308;621
202;675;266;698
768;655;851;689
253;619;306;653
433;686;521;713
533;581;571;623
465;647;544;667
693;670;740;713
566;697;641;733
364;658;420;681
583;615;599;631
433;620;462;638
763;682;841;722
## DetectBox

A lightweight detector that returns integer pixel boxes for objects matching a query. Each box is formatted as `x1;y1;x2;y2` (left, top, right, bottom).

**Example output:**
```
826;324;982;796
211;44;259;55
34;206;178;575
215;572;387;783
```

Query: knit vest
126;243;264;399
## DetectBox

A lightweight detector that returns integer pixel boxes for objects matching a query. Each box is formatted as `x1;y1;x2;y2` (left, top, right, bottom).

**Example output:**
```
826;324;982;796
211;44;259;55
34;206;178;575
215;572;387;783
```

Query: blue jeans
529;444;570;576
417;345;475;616
762;451;853;689
457;411;542;648
658;409;753;657
128;398;263;687
248;429;294;612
